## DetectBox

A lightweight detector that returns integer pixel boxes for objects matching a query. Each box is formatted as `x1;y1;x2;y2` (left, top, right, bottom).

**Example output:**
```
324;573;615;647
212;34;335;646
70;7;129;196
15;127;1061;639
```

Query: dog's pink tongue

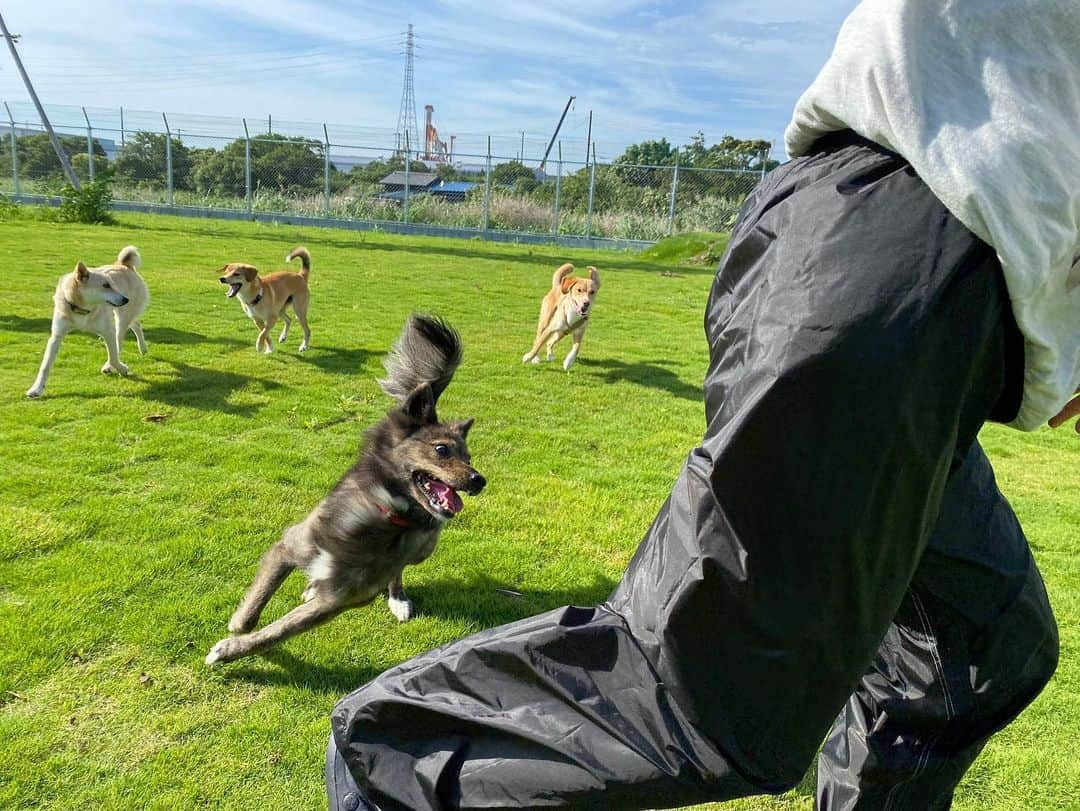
430;480;463;514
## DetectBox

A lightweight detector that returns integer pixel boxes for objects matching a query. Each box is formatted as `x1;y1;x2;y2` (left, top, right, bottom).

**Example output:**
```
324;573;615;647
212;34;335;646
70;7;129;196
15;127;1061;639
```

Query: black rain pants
327;132;1059;810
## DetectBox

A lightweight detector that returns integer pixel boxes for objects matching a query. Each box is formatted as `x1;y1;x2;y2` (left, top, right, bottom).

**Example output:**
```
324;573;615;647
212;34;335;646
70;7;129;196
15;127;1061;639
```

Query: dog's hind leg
207;592;345;665
292;293;311;352
26;323;70;398
387;573;414;623
227;540;297;633
522;326;557;364
562;325;587;371
130;320;148;355
277;310;292;344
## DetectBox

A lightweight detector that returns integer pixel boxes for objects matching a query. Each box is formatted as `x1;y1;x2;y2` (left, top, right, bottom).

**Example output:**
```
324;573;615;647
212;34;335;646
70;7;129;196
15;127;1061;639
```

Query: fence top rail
0;99;777;167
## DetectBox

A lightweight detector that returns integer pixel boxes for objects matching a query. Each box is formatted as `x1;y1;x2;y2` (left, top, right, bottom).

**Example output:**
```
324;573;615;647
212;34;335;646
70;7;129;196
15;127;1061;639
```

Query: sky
0;1;860;163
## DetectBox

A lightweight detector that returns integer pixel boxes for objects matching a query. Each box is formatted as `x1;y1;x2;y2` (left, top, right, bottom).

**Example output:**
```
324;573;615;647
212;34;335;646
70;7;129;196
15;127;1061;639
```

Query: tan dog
219;246;312;353
27;246;149;398
522;263;600;371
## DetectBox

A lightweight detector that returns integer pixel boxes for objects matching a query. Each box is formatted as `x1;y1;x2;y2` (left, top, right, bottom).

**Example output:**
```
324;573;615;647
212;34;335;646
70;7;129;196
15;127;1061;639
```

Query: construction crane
538;95;575;173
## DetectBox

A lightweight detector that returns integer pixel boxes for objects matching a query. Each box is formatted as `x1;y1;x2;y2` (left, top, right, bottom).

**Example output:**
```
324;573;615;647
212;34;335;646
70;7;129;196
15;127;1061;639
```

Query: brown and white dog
218;246;312;353
26;246;149;398
521;263;600;371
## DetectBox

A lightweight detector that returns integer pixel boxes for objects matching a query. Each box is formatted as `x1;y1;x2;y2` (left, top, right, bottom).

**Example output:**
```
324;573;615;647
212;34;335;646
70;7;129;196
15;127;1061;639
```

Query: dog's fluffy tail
286;246;311;279
117;245;141;270
379;314;462;406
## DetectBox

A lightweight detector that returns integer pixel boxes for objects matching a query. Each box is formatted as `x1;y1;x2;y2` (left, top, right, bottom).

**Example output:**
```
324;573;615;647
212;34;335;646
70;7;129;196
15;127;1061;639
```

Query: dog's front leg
387;573;414;623
100;324;129;376
257;317;275;354
206;594;345;665
562;325;587;371
26;326;70;398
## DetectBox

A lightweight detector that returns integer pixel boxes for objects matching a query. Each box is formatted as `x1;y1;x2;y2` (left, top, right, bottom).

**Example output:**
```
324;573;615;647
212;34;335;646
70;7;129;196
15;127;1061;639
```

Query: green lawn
0;212;1075;810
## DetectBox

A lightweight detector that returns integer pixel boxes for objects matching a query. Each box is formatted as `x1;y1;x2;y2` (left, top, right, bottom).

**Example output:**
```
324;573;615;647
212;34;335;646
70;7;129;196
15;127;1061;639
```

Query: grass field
0;212;1076;810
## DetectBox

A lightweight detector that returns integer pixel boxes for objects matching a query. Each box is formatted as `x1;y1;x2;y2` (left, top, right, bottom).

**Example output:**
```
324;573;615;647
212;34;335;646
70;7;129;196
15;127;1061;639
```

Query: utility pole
0;11;80;189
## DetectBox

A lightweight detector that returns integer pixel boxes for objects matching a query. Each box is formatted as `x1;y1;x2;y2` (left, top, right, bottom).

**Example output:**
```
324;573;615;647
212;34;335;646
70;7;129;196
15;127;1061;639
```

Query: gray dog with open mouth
207;314;484;665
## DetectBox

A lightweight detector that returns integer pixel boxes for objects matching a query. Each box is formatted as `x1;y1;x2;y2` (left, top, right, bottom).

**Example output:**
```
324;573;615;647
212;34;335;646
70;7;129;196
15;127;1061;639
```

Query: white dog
26;246;150;398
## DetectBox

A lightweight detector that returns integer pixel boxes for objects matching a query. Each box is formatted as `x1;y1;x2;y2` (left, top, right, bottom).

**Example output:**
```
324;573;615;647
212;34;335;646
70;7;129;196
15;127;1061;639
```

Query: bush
55;178;114;224
0;193;19;220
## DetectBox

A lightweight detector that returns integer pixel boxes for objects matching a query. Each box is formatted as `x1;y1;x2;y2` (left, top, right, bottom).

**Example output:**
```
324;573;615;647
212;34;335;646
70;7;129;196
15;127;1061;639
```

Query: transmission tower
394;23;419;156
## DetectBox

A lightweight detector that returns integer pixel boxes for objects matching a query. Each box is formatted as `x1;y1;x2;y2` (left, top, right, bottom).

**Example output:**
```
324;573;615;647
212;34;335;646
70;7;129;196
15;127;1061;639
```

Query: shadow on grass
578;357;702;401
141;359;284;416
222;573;617;693
144;325;249;348
297;345;378;376
0;314;52;334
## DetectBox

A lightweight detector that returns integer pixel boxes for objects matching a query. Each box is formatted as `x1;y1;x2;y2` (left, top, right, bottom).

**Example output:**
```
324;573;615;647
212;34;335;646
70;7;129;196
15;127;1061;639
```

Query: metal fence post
760;145;768;181
119;105;125;147
482;135;491;234
162;112;173;206
323;123;331;218
403;131;410;224
667;150;680;236
552;140;562;234
242;118;252;216
585;143;597;238
81;107;94;183
4;101;18;194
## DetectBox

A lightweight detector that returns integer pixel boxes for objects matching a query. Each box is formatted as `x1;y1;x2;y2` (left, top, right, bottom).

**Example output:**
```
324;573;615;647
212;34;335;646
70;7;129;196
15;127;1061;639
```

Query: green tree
190;133;329;196
492;160;535;186
113;131;193;189
681;132;778;171
0;133;107;183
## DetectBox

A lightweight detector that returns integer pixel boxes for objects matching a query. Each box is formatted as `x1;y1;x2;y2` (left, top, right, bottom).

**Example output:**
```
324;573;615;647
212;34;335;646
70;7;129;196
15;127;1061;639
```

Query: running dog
26;245;149;399
218;246;312;353
206;315;485;665
521;262;600;371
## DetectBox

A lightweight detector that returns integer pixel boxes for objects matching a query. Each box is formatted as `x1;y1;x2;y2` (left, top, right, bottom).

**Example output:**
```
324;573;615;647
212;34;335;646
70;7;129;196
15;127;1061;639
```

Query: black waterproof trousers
328;133;1059;810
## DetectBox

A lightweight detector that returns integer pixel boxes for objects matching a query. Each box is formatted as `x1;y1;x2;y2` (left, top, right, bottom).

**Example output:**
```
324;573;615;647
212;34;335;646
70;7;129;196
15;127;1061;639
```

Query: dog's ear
588;266;600;288
403;383;437;425
74;261;89;282
454;418;475;437
560;276;578;294
242;266;258;282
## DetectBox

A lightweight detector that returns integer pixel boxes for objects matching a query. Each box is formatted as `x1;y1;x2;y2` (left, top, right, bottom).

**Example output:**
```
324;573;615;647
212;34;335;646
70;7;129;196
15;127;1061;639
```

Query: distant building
379;171;438;193
377;172;478;203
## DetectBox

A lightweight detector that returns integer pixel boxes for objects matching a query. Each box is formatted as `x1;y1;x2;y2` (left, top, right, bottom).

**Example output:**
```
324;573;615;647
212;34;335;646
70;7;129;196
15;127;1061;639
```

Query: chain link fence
0;103;769;245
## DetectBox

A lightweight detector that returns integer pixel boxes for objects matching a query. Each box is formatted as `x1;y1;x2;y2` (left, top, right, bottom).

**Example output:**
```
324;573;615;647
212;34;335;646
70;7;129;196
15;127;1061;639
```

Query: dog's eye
103;282;111;289
434;444;450;458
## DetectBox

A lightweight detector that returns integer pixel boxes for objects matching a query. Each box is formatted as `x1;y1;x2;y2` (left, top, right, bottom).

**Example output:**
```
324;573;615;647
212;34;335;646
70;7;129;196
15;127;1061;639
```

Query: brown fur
218;246;312;353
522;262;600;371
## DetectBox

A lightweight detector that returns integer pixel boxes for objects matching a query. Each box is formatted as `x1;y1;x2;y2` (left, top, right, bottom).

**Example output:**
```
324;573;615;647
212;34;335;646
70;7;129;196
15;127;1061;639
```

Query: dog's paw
25;385;44;399
521;352;532;364
298;342;309;353
205;636;245;666
388;595;414;623
101;361;129;376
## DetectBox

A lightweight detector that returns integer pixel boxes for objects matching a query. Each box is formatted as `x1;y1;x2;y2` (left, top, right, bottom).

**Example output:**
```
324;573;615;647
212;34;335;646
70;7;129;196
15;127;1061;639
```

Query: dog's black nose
219;277;227;283
468;472;486;494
